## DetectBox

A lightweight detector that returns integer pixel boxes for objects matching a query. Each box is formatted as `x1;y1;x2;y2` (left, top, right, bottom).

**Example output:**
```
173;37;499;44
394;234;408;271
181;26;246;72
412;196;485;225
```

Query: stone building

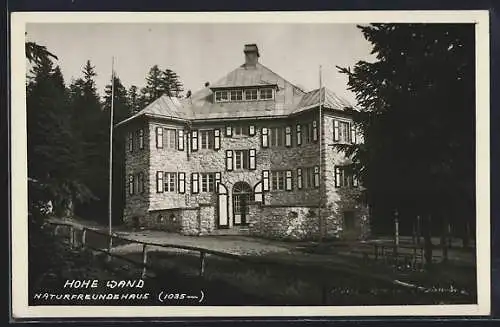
116;44;370;241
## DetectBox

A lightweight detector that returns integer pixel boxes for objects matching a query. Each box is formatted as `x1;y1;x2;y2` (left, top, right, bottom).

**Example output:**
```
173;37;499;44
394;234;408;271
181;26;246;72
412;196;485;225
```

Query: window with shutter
262;170;270;191
261;127;269;148
297;168;303;189
249;125;256;136
249;149;256;170
156;171;164;193
285;170;293;191
191;130;199;151
156;127;163;148
214;129;221;150
178;172;186;194
353;175;359;187
312;121;318;142
191;173;199;194
129;174;134;195
285;126;292;147
226;150;233;171
177;130;184;151
225;126;232;137
296;124;302;146
314;166;320;188
164;172;177;192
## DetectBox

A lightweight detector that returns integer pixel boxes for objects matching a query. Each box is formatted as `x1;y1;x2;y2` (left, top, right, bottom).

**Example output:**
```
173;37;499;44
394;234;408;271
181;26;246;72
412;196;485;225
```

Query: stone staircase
208;226;250;236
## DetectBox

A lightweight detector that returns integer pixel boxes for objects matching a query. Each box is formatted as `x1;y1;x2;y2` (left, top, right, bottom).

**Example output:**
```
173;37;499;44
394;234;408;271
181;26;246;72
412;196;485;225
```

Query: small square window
215;90;229;102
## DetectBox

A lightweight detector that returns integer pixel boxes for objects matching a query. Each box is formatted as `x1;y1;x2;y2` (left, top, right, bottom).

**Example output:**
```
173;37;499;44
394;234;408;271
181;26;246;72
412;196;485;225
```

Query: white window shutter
285;126;292;147
226;150;233;171
335;167;341;188
314;166;320;188
180;173;185;193
334;120;340;142
177;130;184;151
261;127;269;148
157;171;164;193
312;121;318;142
191;130;198;151
249;149;256;170
262;170;270;191
215;172;221;189
156;127;163;148
351;123;357;144
214;129;221;150
226;126;232;137
285;170;293;191
191;173;199;194
249;125;256;136
297;168;303;189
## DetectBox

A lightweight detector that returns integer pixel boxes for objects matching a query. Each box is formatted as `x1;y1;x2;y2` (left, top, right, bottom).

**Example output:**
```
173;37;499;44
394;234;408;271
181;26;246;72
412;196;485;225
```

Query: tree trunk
424;214;433;267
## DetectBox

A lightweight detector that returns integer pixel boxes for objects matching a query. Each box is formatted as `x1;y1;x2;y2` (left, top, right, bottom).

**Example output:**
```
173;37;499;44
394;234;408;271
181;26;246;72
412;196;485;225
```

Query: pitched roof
291;87;353;115
115;63;354;126
115;95;192;127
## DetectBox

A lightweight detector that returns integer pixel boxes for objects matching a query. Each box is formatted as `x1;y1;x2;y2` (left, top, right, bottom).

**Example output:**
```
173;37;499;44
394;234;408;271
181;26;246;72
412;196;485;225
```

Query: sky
26;23;375;105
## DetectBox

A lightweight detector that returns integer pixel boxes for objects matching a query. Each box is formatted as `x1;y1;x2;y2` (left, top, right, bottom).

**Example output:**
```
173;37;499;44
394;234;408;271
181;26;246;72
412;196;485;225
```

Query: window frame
271;170;286;191
245;89;258;101
215;90;229;103
200;173;216;192
259;88;274;100
200;129;215;150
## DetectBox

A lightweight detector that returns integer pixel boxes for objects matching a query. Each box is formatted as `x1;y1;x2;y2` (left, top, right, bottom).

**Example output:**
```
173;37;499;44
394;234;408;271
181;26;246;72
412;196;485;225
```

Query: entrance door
232;182;253;226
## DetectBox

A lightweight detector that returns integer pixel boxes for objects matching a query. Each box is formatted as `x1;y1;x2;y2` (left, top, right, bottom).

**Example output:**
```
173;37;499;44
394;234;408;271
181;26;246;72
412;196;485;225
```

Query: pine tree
337;23;475;263
27;53;92;217
142;65;165;103
127;85;141;114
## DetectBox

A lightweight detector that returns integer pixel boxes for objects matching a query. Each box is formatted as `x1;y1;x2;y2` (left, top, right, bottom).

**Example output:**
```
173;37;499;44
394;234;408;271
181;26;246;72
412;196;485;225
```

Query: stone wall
247;203;343;241
123;111;371;240
123;119;150;226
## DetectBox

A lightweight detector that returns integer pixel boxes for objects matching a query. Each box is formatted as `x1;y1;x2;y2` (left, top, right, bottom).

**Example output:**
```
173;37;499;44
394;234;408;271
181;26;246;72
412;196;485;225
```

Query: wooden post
374;244;378;261
199;251;206;277
81;228;87;248
106;234;113;262
69;226;74;248
141;244;148;279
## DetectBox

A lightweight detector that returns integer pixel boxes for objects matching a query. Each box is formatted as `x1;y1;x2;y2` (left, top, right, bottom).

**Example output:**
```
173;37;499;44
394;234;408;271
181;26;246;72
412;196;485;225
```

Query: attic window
230;90;243;101
245;89;258;101
215;90;229;102
260;88;274;100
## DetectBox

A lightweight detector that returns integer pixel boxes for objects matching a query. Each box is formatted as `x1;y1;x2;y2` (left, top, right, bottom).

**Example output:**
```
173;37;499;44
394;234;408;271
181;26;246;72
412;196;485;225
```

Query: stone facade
120;44;370;241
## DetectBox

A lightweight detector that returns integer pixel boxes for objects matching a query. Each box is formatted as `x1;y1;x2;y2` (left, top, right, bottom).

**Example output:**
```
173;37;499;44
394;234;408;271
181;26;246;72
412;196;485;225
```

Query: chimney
244;44;260;67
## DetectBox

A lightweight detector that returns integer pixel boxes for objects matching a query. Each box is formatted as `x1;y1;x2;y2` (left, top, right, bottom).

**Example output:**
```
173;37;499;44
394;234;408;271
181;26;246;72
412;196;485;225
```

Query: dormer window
214;87;275;103
215;90;229;102
259;88;274;100
230;90;243;101
245;89;258;101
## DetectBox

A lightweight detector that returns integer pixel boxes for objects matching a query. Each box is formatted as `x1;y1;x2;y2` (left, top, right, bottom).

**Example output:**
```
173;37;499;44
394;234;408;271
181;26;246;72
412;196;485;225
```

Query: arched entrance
232;182;254;226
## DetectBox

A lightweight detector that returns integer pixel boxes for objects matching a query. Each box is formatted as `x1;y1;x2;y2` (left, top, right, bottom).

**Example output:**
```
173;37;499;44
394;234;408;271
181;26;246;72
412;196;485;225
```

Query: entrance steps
209;226;250;236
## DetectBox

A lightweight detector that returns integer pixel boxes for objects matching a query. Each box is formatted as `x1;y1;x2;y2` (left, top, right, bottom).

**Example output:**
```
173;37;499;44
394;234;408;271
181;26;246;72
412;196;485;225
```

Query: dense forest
26;41;186;225
335;24;476;260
